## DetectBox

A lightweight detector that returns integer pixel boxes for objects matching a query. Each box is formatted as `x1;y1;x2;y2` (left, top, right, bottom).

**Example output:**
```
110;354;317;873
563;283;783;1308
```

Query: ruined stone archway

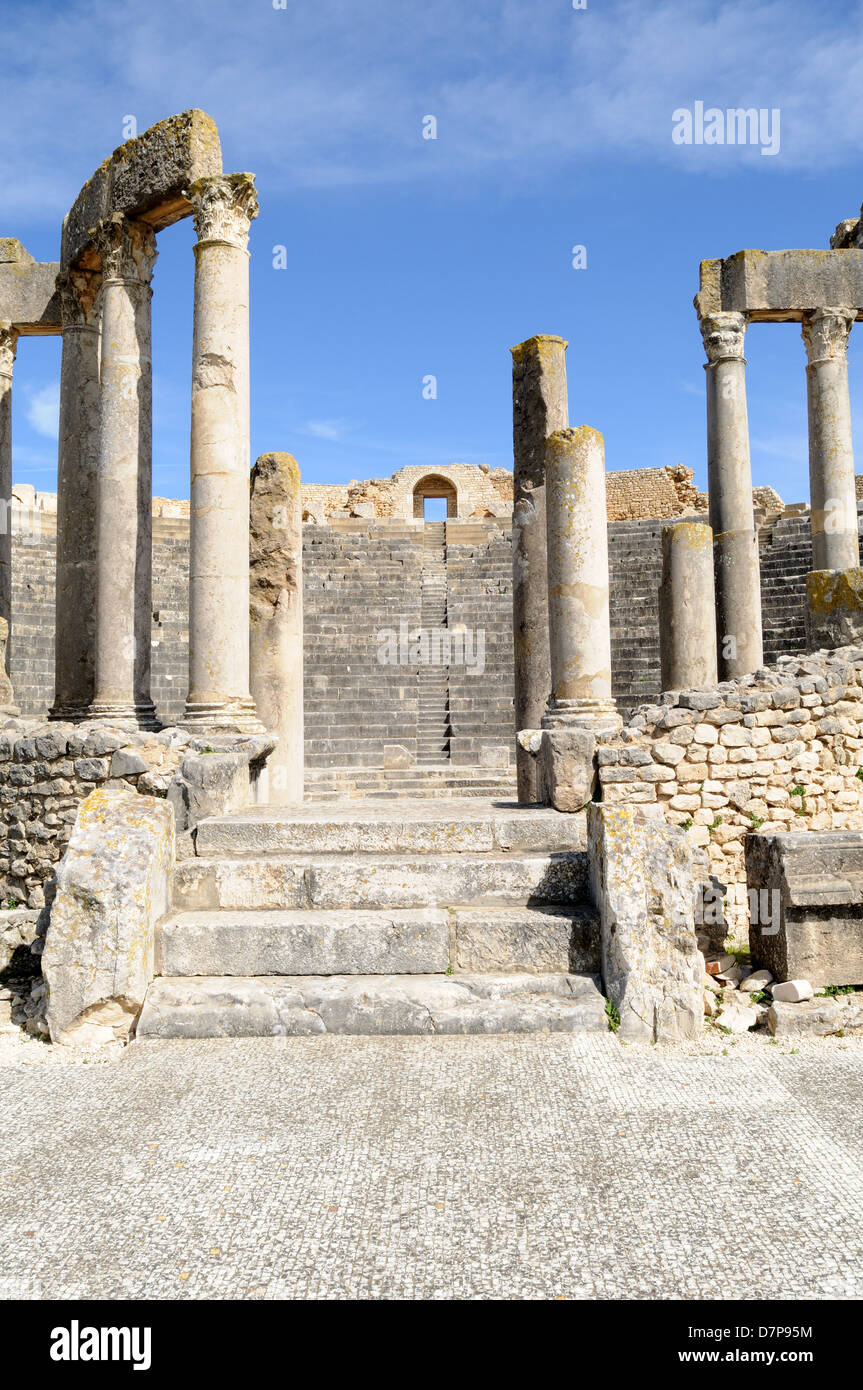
412;473;458;519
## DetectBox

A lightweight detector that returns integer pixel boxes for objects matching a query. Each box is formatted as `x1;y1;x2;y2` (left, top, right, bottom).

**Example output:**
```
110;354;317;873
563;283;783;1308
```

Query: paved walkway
1;1033;862;1299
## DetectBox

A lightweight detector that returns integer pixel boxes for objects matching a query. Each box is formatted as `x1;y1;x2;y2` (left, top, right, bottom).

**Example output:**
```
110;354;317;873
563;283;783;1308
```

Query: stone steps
159;903;599;976
174;849;587;911
137;971;607;1038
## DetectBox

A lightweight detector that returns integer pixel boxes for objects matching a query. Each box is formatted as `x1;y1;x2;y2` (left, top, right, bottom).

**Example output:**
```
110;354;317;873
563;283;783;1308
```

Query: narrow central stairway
138;799;607;1037
416;522;452;763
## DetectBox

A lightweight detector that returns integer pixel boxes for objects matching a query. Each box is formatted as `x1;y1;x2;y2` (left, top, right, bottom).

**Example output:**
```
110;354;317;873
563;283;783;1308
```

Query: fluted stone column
250;452;304;803
50;269;101;720
511;334;568;802
700;310;763;679
802;307;859;572
659;522;718;691
541;426;619;732
0;322;16;683
86;216;158;727
182;173;263;733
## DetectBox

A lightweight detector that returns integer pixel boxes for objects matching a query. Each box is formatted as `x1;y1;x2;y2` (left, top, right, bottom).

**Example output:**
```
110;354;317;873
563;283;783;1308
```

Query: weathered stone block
745;830;863;986
43;789;174;1045
806;569;863;651
588;803;703;1041
537;727;596;812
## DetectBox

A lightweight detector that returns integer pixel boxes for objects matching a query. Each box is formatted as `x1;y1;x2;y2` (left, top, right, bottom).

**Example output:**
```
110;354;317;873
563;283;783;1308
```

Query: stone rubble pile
701;951;863;1037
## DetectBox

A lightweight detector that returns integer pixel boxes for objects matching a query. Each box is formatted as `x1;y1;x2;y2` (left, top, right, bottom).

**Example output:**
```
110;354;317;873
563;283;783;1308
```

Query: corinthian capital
92;214;158;285
56;268;101;329
801;307;855;365
699;311;748;364
0;322;18;379
187;173;259;251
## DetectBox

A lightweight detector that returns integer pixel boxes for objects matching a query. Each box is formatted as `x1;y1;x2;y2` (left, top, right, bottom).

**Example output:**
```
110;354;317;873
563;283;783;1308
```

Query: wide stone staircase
138;799;607;1038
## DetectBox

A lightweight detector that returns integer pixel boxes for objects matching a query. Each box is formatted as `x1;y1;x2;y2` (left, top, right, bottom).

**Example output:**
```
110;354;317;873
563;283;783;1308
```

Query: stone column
801;307;859;572
511;334;568;802
542;426;619;732
700;310;764;679
86;216;158;727
249;453;304;803
659;521;718;690
50;269;101;720
0;322;16;682
182;173;263;733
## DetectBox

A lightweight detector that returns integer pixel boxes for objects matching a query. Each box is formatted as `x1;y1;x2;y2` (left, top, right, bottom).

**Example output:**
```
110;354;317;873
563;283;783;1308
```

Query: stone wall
0;723;187;909
9;500;833;763
605;465;705;522
597;647;863;932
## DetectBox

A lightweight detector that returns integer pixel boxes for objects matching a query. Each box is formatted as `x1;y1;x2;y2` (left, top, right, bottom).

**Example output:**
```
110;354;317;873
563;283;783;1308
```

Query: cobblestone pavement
1;1033;862;1300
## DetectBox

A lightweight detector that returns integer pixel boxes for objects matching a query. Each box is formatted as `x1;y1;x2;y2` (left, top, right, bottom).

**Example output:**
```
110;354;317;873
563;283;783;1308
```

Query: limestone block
587;803;703;1041
167;735;275;832
43;789;174;1045
538;727;596;812
806;569;863;651
0;239;60;332
768;994;863;1037
745;831;863;985
61;110;222;269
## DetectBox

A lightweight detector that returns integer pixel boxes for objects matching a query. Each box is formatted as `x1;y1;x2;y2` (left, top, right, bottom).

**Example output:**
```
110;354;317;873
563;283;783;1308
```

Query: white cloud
303;419;350;442
25;383;60;440
1;0;862;225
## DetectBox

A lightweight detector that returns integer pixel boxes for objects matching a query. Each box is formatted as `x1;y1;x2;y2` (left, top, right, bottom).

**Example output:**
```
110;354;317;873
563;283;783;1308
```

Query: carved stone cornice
699;311;748;364
56;268;102;330
90;214;157;287
0;322;18;379
801;306;855;365
187;172;259;251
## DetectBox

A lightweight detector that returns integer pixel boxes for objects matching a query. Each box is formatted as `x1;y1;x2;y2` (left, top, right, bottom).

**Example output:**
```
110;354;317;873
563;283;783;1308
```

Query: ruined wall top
61;110;222;270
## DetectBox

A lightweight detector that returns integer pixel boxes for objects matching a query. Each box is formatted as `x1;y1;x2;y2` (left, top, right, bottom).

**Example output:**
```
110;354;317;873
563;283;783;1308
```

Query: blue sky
4;0;863;504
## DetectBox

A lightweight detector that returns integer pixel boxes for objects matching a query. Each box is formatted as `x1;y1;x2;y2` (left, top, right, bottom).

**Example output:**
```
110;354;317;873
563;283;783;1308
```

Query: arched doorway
413;473;458;520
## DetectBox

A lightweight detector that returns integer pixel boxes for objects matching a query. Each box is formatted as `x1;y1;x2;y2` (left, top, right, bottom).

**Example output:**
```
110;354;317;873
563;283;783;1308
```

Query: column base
48;702;90;724
542;697;622;736
179;698;266;736
80;700;160;731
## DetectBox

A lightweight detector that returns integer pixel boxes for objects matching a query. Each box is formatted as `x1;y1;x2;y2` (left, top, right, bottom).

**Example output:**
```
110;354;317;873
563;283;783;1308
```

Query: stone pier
51;270;101;719
0;321;15;677
658;521;718;691
87;217;158;727
511;334;568;802
249;452;304;804
802;307;859;572
182;173;263;733
699;310;764;679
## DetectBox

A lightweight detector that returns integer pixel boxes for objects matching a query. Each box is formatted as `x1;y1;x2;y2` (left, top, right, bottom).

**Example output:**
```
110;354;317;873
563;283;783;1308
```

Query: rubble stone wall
597;647;863;932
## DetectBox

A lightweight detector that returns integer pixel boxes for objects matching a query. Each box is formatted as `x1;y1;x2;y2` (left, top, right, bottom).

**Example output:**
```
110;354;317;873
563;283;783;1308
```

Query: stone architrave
50;269;102;719
43;789;174;1046
511;335;568;802
659;521;718;690
182;173;264;733
0;322;16;679
699;310;764;679
588;803;704;1042
86;216;159;727
801;307;859;572
249;452;304;803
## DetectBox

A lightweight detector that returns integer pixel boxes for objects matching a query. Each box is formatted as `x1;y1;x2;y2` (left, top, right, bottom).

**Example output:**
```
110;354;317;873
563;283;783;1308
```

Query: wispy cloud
302;418;351;442
2;0;862;226
24;383;60;440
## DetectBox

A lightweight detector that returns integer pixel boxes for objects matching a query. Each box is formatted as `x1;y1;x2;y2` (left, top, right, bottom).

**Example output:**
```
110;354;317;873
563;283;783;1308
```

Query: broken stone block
768;997;849;1037
716;1000;758;1032
538;726;596;813
43;789;174;1046
738;968;773;993
770;979;814;1003
588;803;703;1042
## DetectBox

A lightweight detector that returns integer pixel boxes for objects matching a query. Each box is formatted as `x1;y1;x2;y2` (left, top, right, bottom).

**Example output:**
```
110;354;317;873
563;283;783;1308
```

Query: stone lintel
0;240;61;334
696;249;863;322
61;109;222;270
